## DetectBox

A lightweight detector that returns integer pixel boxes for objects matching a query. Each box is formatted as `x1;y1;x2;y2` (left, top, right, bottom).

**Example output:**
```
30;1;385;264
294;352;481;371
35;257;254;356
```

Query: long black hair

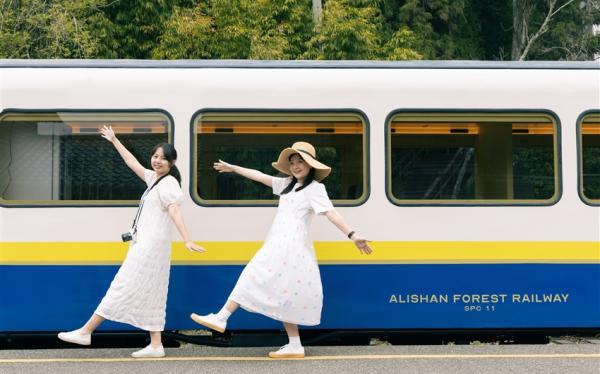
280;163;316;195
151;143;181;186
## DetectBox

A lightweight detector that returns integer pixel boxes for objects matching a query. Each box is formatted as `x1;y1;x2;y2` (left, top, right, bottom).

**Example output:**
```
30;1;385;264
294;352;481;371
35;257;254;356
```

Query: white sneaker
131;344;165;358
190;312;226;333
57;329;91;346
268;344;305;358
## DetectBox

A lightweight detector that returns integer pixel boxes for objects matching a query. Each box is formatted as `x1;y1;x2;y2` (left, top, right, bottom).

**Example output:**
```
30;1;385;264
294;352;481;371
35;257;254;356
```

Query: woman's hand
351;234;373;255
185;241;206;253
99;125;116;143
213;159;235;173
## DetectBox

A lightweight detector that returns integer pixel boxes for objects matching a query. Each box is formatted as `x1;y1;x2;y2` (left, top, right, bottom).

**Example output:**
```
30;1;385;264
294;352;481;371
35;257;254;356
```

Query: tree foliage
521;0;600;61
94;0;185;58
153;0;314;59
304;0;384;60
396;0;483;59
0;0;109;58
1;0;598;60
300;0;421;60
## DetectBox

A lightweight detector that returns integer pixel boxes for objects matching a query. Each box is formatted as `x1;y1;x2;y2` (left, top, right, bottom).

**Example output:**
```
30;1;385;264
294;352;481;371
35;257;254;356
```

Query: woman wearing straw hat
190;141;372;358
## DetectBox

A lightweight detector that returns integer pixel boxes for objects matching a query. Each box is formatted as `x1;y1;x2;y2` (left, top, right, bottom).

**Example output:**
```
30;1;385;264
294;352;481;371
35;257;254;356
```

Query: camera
121;229;136;242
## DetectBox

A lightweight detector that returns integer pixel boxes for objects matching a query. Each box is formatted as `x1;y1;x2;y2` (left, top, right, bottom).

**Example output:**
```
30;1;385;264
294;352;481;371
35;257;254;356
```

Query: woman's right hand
185;241;206;253
99;125;116;143
214;159;235;173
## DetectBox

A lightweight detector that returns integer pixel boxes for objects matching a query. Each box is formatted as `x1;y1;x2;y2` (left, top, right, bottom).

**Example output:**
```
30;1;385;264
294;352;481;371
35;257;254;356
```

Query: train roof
1;59;599;70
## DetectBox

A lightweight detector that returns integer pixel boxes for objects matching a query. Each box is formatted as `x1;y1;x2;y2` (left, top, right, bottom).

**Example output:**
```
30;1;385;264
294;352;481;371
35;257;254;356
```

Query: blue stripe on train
1;264;598;331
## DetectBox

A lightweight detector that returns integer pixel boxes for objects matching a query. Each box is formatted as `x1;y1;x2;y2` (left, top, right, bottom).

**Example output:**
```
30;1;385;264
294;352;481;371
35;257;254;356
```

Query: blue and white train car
0;60;598;335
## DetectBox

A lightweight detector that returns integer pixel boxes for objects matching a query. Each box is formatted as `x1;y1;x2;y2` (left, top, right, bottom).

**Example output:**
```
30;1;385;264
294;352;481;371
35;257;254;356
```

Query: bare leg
224;300;240;314
81;313;105;334
149;331;162;347
283;322;299;338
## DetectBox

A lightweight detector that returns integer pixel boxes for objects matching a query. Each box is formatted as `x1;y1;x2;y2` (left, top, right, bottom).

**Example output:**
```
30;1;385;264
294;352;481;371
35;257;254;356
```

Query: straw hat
271;142;331;182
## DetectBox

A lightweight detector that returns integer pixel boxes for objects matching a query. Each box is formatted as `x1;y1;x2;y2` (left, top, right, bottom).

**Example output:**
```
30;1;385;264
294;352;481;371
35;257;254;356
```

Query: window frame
190;108;371;207
385;109;563;207
0;108;174;208
577;109;600;207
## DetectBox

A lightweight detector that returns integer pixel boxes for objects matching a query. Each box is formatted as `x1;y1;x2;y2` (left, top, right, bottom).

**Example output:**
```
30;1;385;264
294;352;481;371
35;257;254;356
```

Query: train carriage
0;60;599;336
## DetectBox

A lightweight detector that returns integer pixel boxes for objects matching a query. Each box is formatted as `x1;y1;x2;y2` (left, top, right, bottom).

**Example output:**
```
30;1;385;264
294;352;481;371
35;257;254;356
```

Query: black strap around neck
130;173;169;231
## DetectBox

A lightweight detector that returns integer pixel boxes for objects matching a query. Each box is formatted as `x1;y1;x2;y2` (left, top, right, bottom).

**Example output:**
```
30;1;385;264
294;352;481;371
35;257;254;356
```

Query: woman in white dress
58;126;205;358
190;141;372;358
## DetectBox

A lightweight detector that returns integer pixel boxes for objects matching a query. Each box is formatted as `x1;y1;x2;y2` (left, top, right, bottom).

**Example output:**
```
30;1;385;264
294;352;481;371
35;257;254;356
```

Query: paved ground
1;343;599;374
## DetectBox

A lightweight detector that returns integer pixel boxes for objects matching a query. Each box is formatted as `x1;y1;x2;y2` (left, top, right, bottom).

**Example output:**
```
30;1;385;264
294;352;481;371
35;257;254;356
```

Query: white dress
229;176;334;326
95;169;182;331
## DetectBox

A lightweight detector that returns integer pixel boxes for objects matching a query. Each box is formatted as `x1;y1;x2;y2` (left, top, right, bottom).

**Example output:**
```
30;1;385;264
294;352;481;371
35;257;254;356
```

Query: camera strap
130;174;169;233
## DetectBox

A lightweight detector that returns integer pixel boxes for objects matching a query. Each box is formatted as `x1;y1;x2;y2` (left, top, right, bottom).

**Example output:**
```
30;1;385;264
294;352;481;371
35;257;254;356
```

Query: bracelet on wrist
347;231;356;240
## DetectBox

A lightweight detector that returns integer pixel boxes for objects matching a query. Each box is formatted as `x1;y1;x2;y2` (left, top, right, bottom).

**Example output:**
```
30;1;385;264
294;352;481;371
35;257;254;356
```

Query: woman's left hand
185;241;206;253
352;235;373;255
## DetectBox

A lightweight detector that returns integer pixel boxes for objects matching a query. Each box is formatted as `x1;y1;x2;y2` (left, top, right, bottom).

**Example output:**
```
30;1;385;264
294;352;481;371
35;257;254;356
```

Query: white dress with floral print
95;169;182;331
229;176;334;326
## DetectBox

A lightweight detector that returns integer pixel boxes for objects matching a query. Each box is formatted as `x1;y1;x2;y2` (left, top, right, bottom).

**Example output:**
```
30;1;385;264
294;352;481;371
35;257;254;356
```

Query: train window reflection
192;111;367;206
580;114;600;204
387;112;559;205
0;111;170;205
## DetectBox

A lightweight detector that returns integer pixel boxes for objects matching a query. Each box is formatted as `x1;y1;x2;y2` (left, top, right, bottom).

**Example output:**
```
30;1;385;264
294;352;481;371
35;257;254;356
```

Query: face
151;147;171;176
289;154;311;182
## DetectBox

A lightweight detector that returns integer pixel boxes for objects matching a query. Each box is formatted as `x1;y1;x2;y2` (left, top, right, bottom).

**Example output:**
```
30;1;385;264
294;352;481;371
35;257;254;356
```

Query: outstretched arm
324;209;372;255
213;160;273;187
168;204;206;253
100;125;146;181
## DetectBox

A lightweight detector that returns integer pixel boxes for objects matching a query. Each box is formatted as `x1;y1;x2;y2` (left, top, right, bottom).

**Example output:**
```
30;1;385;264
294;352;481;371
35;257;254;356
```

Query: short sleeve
272;176;292;196
144;169;156;187
308;183;334;214
157;176;183;209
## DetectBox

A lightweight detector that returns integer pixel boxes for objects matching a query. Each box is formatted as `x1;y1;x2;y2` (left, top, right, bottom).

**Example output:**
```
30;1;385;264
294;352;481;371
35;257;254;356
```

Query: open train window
192;110;368;206
579;112;600;205
0;111;171;206
386;111;560;206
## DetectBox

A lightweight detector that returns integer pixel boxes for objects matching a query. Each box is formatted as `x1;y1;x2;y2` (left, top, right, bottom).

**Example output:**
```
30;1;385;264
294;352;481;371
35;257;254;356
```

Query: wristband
347;231;356;239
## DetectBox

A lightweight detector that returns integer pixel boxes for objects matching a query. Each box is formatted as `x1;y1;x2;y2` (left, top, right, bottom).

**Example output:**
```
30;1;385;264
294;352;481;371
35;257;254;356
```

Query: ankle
288;336;302;347
215;307;232;321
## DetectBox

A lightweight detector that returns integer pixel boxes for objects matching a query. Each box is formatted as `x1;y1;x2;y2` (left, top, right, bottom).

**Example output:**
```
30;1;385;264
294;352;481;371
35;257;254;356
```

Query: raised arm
324;209;372;255
213;159;272;187
99;125;146;181
168;204;206;253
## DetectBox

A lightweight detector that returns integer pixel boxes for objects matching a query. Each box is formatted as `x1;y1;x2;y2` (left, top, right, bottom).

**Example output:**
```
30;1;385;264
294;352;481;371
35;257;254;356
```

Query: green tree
153;0;313;59
397;0;483;59
304;0;421;60
93;0;195;59
473;0;513;60
3;0;595;61
0;0;109;58
517;0;600;60
304;0;382;59
384;26;423;60
151;3;214;59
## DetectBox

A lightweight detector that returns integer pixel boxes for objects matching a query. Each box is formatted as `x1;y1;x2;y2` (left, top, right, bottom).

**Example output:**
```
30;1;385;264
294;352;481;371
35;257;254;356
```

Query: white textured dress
229;177;334;326
95;169;182;331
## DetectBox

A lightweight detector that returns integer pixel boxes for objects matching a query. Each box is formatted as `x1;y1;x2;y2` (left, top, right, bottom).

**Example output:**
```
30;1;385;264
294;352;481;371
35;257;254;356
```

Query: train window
192;111;368;206
0;111;171;206
387;112;560;205
579;113;600;205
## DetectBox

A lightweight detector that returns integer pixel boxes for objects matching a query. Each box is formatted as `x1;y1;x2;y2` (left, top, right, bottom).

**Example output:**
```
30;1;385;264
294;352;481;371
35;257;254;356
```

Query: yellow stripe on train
0;241;599;265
